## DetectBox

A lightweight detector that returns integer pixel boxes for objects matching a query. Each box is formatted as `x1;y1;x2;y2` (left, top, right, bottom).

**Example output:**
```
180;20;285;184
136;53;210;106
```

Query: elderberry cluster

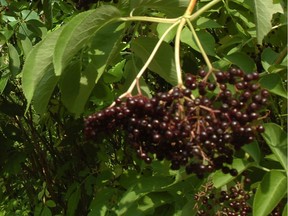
84;68;269;177
195;183;252;216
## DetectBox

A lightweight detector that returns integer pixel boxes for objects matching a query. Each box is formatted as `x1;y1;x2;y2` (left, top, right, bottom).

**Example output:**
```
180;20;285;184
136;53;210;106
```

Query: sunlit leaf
103;60;125;83
21;28;63;113
53;5;121;76
157;23;177;43
252;0;284;43
253;170;287;216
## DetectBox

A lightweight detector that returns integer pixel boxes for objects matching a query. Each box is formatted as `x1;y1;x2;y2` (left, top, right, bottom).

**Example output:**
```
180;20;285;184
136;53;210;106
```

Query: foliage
0;0;287;215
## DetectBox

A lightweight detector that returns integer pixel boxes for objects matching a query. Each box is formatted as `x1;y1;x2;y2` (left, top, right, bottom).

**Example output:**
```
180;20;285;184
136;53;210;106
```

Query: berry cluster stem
186;19;214;76
113;0;222;105
111;20;180;106
175;0;198;87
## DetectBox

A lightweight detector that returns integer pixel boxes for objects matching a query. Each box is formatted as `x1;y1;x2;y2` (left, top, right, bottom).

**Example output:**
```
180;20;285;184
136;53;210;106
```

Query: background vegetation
0;0;287;215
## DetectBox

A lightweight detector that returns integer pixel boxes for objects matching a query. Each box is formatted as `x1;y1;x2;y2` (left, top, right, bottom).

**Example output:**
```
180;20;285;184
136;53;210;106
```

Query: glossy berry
85;68;268;177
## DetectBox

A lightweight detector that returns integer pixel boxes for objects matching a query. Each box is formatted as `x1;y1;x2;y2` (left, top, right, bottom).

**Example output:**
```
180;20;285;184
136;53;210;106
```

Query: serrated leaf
53;5;121;76
253;0;284;43
259;73;287;99
262;123;287;171
253;170;287;216
21;28;63;113
131;37;177;86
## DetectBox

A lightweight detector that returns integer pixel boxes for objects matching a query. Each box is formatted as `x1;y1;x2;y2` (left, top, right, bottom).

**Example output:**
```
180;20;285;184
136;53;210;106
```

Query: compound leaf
53;5;121;76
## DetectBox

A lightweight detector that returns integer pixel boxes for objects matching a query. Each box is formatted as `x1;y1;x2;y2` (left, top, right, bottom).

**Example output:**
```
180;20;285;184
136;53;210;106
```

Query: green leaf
130;0;189;17
195;17;222;29
32;65;59;114
253;170;287;216
67;188;81;216
103;60;125;83
7;43;20;76
180;28;216;56
242;141;262;164
259;73;287;99
157;23;177;43
216;35;243;53
212;159;251;188
59;22;125;115
224;52;256;72
88;188;114;216
20;35;33;57
45;200;56;208
116;176;174;215
41;206;52;216
0;73;9;94
283;203;287;216
59;61;81;112
53;5;121;76
253;0;284;43
262;123;287;171
261;48;279;72
21;28;63;113
131;37;177;86
42;0;53;29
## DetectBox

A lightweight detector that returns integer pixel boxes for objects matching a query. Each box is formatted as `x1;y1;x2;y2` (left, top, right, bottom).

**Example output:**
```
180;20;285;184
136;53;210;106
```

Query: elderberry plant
7;0;285;215
84;0;270;179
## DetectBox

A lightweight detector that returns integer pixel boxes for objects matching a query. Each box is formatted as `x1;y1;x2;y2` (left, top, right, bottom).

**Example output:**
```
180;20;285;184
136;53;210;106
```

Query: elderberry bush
84;68;269;177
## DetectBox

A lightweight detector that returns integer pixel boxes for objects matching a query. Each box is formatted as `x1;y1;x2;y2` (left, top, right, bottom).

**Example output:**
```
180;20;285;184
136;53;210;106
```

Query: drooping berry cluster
194;182;252;216
84;68;269;177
